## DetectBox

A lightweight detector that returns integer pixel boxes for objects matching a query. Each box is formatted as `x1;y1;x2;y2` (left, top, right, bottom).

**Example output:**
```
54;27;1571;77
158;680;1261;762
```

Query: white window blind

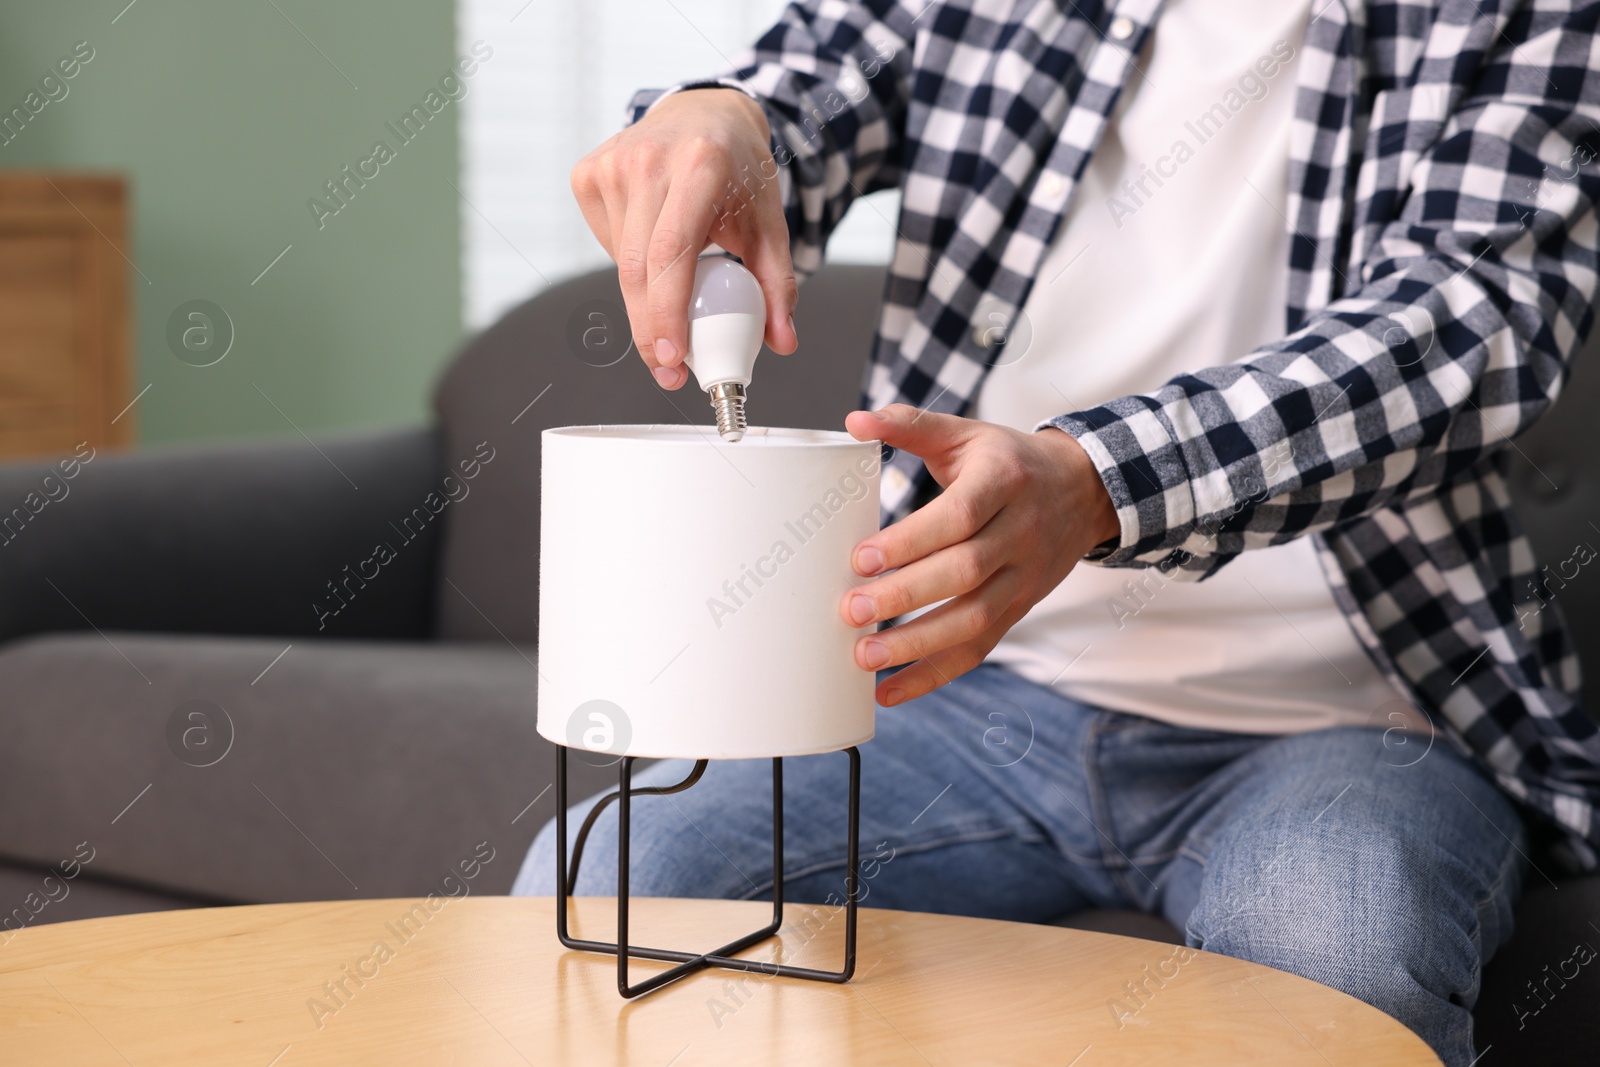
456;0;897;329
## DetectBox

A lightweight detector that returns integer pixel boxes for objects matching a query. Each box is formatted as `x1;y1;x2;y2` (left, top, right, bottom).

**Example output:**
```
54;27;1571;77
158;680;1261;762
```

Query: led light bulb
685;255;766;442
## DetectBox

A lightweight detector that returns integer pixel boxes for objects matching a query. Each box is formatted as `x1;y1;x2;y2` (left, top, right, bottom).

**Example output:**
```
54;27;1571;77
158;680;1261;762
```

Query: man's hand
569;87;799;390
840;405;1120;707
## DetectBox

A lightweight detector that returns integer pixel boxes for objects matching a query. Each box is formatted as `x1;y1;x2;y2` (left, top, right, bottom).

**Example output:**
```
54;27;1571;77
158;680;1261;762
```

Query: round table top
0;896;1440;1065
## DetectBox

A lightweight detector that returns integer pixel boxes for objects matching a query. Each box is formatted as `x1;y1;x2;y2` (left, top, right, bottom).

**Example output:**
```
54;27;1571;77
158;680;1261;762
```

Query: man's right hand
569;88;800;390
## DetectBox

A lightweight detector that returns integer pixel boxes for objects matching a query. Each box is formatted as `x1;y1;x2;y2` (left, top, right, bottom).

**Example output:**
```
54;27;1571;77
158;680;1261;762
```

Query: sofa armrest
0;427;444;643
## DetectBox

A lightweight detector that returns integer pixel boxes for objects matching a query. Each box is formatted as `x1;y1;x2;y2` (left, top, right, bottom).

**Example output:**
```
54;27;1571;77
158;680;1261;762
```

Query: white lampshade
537;426;881;760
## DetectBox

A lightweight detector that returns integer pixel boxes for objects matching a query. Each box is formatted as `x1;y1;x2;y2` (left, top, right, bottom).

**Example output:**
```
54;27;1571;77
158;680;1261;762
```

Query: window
457;0;897;329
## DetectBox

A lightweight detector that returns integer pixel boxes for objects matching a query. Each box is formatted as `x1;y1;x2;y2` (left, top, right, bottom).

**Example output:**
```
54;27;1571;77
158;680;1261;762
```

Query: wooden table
0;896;1440;1065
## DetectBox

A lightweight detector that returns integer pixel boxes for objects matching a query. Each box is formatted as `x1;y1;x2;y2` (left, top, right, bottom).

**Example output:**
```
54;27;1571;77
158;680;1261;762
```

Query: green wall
0;0;464;445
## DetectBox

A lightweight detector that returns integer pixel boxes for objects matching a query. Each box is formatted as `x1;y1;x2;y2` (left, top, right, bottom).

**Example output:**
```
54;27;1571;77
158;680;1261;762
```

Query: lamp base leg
553;744;861;999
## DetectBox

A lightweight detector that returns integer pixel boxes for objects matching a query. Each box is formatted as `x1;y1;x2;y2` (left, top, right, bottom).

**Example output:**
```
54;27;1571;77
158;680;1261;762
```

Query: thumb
845;404;977;464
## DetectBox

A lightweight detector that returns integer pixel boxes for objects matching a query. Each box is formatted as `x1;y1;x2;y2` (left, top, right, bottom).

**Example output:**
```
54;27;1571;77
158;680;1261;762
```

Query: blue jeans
513;663;1527;1065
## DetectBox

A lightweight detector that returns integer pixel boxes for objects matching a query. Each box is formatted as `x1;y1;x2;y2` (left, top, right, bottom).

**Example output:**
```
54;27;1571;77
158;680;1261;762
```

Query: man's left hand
840;405;1120;707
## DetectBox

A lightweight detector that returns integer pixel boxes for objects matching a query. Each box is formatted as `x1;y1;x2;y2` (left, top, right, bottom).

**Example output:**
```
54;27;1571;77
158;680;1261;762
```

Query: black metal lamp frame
553;743;861;998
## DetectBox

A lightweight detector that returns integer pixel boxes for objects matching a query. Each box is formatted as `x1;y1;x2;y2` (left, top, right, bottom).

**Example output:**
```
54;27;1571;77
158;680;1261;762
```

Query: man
514;2;1600;1062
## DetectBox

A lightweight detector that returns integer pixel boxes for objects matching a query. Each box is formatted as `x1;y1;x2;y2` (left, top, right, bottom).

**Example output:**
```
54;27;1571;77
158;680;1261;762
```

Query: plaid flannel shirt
629;0;1600;869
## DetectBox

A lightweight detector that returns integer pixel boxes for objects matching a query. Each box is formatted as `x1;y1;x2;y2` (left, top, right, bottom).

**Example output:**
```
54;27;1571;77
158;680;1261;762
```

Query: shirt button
1109;15;1135;40
1039;172;1066;199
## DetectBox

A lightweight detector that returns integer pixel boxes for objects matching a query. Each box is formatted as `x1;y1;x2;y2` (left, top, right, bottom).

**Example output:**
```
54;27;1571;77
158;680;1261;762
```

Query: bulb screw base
707;382;748;442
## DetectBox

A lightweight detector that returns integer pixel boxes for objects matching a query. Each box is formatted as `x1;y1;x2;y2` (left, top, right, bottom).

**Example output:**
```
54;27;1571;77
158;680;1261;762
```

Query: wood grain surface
0;896;1441;1065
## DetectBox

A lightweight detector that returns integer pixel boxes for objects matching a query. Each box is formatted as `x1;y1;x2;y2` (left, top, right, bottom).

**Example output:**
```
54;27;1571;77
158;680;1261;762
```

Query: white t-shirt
972;0;1406;733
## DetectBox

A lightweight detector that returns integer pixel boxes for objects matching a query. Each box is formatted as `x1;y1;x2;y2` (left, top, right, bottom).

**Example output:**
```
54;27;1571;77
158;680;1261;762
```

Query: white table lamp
538;424;880;997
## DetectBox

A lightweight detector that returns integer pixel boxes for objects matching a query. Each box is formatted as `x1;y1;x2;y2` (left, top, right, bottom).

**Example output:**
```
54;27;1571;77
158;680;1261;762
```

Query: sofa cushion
1050;908;1183;943
0;428;445;645
1503;338;1600;687
1471;874;1600;1056
0;633;616;904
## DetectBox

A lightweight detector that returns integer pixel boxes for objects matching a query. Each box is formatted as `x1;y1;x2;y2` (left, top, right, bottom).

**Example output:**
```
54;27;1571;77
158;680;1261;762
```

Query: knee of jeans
1185;825;1445;1003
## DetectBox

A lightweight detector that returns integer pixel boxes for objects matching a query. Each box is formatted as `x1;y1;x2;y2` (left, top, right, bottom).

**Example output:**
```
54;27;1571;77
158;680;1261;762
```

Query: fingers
842;503;1027;709
576;90;800;391
842;526;1009;626
570;144;616;256
740;188;800;354
862;590;1021;706
570;88;794;389
615;177;676;384
852;565;1023;670
847;466;1008;584
875;641;992;706
845;404;981;461
611;153;773;388
644;180;720;373
828;416;1100;708
843;410;1025;577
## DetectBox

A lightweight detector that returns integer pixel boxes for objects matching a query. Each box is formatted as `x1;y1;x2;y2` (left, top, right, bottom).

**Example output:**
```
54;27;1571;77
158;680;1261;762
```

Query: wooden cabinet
0;173;132;459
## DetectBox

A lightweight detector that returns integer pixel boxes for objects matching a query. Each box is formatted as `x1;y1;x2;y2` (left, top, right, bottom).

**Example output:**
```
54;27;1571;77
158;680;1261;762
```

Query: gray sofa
1;263;1595;1057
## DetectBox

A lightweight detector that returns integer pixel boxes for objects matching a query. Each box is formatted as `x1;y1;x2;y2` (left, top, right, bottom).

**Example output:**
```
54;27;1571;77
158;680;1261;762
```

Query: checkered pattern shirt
630;0;1600;870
